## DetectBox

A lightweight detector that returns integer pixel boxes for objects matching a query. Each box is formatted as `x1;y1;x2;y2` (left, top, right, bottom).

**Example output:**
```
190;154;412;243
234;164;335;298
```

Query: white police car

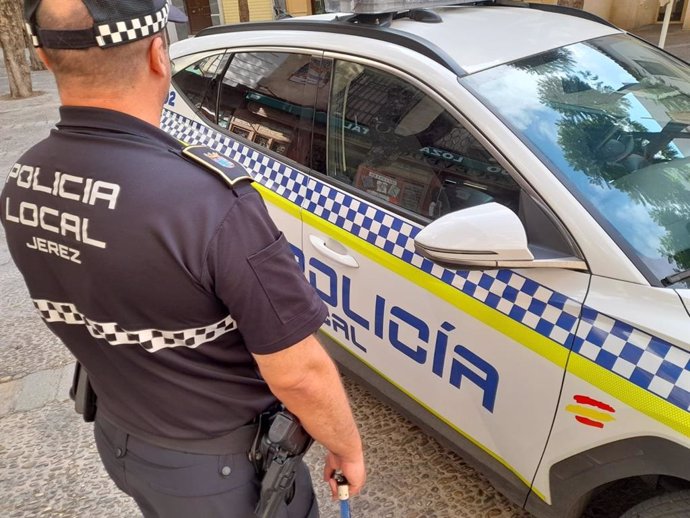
162;1;690;516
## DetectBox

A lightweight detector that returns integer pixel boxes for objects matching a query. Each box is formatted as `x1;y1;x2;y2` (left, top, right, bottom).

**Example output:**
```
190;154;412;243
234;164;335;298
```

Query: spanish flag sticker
566;395;616;429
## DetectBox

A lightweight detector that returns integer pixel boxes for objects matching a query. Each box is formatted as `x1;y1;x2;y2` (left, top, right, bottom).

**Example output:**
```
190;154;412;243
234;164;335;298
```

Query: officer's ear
36;48;53;71
148;34;168;78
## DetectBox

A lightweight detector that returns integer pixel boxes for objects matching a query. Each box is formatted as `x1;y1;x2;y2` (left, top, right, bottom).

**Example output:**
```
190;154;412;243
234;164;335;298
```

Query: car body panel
537;360;690;502
532;278;690;499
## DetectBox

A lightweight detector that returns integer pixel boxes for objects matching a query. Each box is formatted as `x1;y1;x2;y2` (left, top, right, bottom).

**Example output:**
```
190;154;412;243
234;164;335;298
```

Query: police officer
1;1;366;516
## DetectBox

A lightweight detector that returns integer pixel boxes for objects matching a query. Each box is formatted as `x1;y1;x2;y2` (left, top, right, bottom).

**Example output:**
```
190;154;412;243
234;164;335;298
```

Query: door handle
309;235;359;268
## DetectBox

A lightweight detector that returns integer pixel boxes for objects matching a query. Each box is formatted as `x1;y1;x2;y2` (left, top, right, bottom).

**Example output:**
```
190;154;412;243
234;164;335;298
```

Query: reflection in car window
172;53;229;123
462;34;690;284
317;61;519;220
215;52;321;167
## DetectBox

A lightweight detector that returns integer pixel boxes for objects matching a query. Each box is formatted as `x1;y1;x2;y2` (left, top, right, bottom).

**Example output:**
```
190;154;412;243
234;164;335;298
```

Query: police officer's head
24;0;187;118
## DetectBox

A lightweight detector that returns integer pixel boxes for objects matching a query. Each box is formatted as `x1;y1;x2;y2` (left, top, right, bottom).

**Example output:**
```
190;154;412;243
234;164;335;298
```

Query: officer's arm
253;335;366;496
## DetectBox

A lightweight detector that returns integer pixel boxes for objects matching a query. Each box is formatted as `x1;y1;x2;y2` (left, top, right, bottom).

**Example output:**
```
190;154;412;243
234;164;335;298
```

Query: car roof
378;6;621;73
184;4;622;75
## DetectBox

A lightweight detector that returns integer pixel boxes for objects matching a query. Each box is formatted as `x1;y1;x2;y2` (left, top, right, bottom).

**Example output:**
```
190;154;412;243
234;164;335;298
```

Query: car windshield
461;34;690;286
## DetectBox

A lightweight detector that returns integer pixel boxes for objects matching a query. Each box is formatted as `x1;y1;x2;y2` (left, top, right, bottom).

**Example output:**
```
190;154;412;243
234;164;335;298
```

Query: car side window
322;60;521;220
172;53;230;124
215;52;323;167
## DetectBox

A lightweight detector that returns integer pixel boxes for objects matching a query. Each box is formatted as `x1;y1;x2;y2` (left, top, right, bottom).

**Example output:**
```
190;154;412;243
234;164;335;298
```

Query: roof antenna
349;12;394;26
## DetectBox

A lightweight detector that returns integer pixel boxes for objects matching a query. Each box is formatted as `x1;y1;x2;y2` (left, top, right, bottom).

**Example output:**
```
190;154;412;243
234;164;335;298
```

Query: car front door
299;56;592;498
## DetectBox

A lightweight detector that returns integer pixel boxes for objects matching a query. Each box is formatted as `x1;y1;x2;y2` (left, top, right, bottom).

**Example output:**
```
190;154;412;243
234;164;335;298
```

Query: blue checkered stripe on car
162;110;690;414
574;307;690;411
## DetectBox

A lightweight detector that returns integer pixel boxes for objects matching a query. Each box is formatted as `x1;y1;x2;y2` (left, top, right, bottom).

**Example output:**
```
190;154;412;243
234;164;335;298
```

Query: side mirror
414;203;586;270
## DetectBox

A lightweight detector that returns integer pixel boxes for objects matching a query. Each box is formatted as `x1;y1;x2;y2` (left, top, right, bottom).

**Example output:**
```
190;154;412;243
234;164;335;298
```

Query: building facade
535;0;690;30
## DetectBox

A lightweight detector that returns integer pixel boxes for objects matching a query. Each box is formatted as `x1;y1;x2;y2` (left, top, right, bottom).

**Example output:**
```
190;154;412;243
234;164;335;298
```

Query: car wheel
620;490;690;518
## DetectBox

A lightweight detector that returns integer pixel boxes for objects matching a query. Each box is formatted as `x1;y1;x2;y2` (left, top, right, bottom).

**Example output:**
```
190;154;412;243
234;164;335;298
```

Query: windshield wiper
662;269;690;287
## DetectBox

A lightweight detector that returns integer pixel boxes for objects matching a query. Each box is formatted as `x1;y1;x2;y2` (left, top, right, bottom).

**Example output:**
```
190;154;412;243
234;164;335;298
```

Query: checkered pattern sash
33;299;237;352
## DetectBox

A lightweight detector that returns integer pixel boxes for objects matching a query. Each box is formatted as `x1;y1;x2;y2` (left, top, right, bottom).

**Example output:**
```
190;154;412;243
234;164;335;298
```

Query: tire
620;490;690;518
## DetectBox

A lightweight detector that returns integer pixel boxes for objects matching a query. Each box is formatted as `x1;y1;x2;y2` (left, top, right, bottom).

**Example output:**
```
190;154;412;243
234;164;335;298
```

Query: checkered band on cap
33;299;237;353
95;0;170;48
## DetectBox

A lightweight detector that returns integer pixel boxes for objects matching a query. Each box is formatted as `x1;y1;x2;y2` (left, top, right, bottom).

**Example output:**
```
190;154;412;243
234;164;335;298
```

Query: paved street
2;21;690;518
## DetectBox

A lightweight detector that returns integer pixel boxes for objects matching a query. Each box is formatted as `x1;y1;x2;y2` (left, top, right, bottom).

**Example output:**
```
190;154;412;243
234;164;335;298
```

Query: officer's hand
323;450;366;499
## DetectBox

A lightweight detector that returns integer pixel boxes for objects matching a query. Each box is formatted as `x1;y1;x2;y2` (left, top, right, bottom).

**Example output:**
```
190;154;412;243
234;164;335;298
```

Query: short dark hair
36;0;159;90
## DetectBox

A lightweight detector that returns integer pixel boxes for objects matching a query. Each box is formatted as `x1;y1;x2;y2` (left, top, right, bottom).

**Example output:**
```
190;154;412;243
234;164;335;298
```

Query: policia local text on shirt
4;163;117;263
0;1;366;516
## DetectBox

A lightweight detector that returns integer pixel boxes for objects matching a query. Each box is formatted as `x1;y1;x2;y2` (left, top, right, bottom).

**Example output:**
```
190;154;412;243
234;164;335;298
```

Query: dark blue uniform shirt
0;106;327;445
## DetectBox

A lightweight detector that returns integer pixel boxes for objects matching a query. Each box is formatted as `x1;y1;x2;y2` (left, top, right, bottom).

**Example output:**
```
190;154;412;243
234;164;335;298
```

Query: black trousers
94;416;319;518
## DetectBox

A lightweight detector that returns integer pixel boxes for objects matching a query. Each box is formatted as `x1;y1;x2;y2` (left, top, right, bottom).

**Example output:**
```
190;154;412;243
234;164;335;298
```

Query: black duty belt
96;412;260;455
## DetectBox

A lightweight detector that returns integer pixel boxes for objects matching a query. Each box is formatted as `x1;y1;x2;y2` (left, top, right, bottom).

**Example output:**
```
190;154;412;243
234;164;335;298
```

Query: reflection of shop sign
246;91;370;135
357;168;425;211
362;170;401;204
343;120;369;135
421;146;505;174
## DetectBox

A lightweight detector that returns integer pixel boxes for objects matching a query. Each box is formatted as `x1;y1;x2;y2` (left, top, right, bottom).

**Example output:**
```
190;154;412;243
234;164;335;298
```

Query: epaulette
182;145;253;188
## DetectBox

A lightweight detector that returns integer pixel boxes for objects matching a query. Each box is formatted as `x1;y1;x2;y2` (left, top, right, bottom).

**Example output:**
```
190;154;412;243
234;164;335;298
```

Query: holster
69;362;97;422
249;408;313;518
248;404;281;474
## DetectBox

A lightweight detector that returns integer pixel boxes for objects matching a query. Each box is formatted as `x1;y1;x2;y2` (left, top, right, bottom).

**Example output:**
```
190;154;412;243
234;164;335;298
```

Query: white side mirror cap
414;203;533;266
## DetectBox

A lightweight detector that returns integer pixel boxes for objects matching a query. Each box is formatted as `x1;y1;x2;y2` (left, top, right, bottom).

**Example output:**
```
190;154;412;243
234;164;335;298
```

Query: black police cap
24;0;188;49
